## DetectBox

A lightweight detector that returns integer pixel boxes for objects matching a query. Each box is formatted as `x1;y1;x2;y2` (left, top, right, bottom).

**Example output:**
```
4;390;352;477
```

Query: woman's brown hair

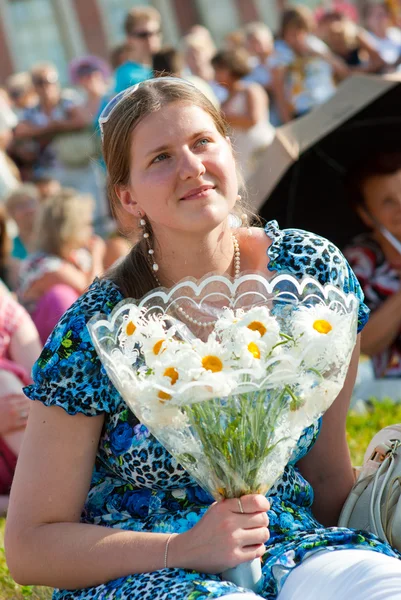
102;78;249;300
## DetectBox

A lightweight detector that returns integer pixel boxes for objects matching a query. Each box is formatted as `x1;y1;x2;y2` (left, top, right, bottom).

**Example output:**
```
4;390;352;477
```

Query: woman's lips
180;185;215;201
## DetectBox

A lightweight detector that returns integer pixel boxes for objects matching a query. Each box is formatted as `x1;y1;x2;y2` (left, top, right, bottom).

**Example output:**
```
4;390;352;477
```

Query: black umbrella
247;73;401;250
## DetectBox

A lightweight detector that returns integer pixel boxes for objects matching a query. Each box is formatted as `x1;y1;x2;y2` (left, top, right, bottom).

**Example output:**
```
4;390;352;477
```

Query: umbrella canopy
247;74;401;250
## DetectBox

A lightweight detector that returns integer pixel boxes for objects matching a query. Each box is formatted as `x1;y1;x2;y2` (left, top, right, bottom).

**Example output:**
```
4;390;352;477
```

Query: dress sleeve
23;280;125;416
265;221;370;333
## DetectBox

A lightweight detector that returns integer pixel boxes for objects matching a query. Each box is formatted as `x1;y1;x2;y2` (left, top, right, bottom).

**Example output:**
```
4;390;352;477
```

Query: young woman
5;78;401;600
17;188;105;343
212;48;275;180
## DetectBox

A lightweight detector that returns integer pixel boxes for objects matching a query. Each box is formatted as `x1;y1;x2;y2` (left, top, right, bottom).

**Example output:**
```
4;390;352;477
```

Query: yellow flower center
153;340;164;355
158;390;171;402
247;321;267;337
247;342;261;359
126;321;136;336
313;319;332;335
164;367;179;385
202;355;223;373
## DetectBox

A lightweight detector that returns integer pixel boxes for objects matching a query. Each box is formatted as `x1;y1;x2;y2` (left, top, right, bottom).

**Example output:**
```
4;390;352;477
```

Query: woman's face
360;170;401;237
10;196;39;230
122;101;238;238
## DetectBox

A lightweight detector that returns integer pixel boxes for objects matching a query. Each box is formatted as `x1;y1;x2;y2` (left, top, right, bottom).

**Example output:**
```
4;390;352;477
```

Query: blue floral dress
24;222;400;600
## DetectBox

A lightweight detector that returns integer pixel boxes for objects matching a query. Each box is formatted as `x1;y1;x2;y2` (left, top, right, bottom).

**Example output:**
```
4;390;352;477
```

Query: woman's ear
115;185;141;217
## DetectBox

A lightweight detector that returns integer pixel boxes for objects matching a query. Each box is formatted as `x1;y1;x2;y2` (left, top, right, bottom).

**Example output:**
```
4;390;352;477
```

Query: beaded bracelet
164;533;177;569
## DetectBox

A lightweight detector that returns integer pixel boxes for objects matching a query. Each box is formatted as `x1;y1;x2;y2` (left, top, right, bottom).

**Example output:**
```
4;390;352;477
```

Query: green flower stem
184;386;294;499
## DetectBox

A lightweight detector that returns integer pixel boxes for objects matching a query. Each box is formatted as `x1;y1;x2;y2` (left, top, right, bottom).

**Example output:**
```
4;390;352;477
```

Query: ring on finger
238;498;244;514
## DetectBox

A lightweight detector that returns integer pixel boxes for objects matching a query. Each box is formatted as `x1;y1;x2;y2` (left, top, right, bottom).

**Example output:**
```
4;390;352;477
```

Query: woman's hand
169;494;270;574
0;394;30;435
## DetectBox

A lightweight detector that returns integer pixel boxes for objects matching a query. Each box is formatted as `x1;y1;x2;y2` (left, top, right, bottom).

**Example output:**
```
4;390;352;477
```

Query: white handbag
338;424;401;551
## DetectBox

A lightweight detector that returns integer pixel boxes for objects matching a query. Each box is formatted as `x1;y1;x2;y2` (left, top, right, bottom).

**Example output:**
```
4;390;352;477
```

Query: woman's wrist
167;531;192;570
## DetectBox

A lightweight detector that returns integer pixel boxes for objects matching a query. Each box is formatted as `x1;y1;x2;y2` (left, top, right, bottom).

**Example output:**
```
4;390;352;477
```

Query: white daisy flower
118;306;147;353
190;334;234;376
231;328;267;378
214;307;245;338
125;377;187;428
139;318;177;366
237;306;281;353
291;304;350;368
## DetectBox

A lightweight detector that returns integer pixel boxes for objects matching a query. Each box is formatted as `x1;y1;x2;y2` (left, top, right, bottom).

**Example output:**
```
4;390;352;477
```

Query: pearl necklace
151;234;241;329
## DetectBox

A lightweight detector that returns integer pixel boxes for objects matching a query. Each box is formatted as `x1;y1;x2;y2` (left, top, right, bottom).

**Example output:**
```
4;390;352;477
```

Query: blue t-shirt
11;235;27;260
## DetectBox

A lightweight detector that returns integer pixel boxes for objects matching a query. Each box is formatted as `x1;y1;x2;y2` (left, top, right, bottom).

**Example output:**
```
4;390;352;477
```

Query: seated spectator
5;72;37;119
243;22;274;93
270;6;341;123
14;62;87;182
317;10;384;72
5;184;40;260
183;33;227;103
364;1;401;68
153;46;220;108
212;49;275;179
0;95;20;199
344;151;401;378
18;188;105;343
0;205;17;291
31;174;61;201
0;291;41;514
69;56;110;127
116;5;162;92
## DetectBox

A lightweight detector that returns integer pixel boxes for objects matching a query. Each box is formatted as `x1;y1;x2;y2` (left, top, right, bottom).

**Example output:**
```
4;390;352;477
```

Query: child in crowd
271;6;341;123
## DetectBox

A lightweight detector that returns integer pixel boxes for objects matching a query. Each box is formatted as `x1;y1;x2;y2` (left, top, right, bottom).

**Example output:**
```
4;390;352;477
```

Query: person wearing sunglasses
105;6;162;97
13;63;86;181
95;6;161;140
124;6;162;67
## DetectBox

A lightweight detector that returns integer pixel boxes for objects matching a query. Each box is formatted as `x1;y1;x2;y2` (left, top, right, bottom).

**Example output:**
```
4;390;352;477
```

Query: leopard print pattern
24;222;386;600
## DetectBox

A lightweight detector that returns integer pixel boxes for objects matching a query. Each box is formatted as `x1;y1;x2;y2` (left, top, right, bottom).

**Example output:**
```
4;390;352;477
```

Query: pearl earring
139;214;159;272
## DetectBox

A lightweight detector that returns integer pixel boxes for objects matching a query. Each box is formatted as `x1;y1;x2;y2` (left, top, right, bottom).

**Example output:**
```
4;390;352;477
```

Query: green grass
1;398;401;599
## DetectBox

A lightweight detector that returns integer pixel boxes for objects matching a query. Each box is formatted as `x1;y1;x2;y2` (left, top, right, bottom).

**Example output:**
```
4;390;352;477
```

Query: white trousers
222;549;401;600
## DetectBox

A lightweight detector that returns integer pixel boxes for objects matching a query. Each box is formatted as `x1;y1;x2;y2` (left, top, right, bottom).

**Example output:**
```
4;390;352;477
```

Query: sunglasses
128;28;161;39
98;76;195;140
32;73;59;87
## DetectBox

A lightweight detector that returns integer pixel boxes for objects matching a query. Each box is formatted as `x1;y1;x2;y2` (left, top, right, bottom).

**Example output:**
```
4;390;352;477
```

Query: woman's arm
271;66;293;124
297;336;360;526
222;85;268;129
5;403;175;589
5;402;269;589
359;289;401;356
9;307;42;374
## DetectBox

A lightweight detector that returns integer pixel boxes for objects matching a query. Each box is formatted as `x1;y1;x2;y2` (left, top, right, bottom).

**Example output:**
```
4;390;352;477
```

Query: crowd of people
0;2;401;598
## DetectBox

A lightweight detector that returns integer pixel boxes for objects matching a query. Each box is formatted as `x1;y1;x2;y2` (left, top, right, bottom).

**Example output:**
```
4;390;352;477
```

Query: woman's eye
153;153;169;164
196;138;210;148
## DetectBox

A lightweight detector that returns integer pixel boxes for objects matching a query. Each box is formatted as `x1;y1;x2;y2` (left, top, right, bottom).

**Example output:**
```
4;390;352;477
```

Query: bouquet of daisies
89;273;359;591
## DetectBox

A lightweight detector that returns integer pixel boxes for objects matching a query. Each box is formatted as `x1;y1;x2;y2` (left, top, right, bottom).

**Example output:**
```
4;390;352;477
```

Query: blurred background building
0;0;363;83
